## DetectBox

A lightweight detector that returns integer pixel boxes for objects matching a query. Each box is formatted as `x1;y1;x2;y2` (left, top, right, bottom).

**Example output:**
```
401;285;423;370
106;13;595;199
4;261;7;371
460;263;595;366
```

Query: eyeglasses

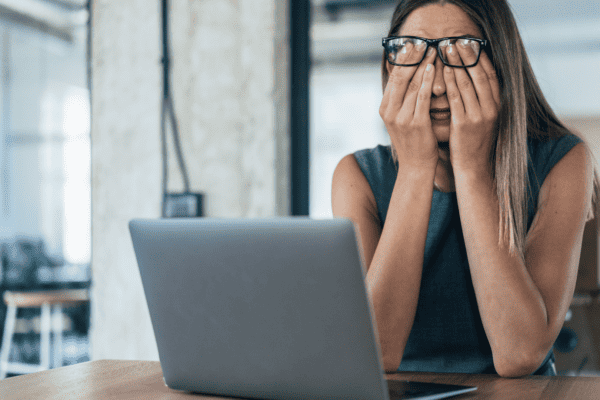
382;36;488;68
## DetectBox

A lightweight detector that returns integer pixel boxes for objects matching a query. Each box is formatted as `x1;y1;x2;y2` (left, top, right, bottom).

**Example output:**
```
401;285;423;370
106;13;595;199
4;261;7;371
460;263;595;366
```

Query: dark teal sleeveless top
354;134;582;375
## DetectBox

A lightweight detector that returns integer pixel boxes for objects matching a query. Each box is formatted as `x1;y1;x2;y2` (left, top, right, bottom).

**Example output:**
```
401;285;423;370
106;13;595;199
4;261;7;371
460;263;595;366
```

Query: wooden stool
0;289;89;379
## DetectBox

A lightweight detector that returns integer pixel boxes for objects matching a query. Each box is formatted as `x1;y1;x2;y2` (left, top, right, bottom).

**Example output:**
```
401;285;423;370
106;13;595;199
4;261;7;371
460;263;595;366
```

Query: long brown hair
382;0;599;258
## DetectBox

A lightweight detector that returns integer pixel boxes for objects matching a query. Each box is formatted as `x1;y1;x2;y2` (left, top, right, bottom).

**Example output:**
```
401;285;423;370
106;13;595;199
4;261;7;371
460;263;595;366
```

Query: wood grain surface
0;360;599;399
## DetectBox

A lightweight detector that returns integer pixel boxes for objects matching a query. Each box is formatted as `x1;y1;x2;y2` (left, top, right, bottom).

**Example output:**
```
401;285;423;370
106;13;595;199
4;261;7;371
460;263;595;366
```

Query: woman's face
391;2;484;144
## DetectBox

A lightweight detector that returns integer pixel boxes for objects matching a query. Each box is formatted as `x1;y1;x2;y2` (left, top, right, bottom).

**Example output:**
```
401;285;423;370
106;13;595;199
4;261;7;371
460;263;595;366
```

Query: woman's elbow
381;353;402;373
493;348;549;378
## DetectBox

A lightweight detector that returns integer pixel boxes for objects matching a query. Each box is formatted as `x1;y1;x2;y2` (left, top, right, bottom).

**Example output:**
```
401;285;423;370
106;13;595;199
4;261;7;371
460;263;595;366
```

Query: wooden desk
0;360;598;399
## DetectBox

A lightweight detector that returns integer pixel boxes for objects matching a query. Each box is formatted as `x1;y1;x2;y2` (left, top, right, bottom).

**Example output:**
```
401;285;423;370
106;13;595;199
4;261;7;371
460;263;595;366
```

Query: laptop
129;218;477;400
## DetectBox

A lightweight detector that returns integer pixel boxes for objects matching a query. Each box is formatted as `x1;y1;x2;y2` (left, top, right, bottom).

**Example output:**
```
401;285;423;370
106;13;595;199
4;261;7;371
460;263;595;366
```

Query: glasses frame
382;36;488;68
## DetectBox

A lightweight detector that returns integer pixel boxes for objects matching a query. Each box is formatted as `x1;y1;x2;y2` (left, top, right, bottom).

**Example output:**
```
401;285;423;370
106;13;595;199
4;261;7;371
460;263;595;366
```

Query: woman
331;0;598;378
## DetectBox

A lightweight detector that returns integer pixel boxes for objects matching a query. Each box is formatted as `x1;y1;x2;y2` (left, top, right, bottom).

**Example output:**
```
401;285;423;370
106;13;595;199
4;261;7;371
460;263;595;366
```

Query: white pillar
91;0;290;361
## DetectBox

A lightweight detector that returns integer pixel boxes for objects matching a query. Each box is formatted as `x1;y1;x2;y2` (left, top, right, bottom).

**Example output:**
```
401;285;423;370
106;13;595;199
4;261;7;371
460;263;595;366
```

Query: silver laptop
129;218;476;400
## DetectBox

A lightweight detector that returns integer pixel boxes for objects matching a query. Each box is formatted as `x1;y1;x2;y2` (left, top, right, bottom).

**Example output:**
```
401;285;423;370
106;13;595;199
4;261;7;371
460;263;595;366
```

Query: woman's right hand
379;47;438;171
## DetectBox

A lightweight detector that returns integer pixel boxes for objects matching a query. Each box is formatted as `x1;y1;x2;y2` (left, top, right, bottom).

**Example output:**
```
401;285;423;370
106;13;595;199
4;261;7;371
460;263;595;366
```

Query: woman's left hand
443;41;501;174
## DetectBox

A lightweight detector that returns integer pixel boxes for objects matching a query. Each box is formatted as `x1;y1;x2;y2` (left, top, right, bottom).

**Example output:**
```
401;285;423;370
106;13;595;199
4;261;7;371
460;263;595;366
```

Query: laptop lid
129;218;390;400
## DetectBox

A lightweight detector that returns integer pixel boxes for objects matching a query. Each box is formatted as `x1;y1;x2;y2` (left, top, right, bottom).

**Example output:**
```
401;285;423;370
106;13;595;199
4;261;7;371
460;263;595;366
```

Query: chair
0;289;89;379
554;217;600;373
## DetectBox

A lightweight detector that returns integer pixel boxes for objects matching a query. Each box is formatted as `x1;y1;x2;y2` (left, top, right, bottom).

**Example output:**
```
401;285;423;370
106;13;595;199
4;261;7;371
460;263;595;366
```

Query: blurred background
0;0;90;377
0;0;598;378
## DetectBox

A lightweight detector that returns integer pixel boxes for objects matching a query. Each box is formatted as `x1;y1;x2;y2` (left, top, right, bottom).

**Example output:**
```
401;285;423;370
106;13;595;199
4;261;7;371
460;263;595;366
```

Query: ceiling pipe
0;0;88;42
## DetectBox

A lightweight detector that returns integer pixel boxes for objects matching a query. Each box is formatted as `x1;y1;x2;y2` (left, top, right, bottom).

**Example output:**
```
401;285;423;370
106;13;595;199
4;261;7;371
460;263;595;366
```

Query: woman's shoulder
526;132;591;226
528;134;594;226
332;150;380;222
353;144;396;181
333;145;396;224
354;144;393;162
334;145;394;190
527;132;583;180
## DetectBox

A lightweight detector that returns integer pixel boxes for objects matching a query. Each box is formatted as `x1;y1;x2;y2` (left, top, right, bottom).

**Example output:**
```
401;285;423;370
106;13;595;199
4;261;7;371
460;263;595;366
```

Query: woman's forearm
366;165;436;371
454;168;551;377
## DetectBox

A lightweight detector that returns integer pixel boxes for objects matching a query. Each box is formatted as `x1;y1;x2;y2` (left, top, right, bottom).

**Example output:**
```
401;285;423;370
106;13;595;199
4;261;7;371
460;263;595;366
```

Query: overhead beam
0;0;88;42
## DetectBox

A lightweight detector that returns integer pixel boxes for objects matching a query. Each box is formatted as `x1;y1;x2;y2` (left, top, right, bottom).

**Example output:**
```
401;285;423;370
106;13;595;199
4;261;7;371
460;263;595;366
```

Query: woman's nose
432;56;446;97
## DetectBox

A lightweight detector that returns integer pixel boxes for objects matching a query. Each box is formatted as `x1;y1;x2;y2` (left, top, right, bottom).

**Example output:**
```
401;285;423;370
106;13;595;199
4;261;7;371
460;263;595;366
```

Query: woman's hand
379;47;438;171
443;42;501;173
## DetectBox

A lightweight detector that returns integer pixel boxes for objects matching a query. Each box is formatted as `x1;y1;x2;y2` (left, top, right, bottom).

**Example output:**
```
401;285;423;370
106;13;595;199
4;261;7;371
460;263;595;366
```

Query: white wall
91;0;289;361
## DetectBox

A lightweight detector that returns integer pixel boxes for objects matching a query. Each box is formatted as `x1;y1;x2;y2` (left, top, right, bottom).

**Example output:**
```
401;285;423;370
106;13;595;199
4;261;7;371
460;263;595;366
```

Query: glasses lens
386;37;427;65
439;38;481;67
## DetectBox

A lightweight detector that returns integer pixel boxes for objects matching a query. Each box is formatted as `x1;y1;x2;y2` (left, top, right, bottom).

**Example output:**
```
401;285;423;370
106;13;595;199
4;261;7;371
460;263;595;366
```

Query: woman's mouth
430;108;451;121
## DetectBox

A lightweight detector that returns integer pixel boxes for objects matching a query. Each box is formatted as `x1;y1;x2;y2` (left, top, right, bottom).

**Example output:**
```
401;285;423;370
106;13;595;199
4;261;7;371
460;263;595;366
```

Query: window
0;7;89;264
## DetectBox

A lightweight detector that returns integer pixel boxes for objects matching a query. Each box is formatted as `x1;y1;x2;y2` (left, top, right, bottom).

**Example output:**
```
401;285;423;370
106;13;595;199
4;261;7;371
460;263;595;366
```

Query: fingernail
426;63;432;72
447;45;453;54
427;47;435;56
459;39;469;48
